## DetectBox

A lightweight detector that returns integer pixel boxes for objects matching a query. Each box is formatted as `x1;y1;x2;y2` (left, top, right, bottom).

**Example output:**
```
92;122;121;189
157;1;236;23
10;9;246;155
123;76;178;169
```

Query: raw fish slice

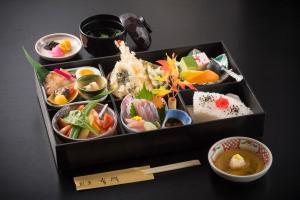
133;99;159;122
143;100;157;122
144;100;160;122
125;118;145;132
121;94;134;119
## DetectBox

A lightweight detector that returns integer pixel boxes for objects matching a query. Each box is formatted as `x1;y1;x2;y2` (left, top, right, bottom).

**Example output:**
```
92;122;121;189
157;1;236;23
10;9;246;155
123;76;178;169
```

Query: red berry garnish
215;96;229;109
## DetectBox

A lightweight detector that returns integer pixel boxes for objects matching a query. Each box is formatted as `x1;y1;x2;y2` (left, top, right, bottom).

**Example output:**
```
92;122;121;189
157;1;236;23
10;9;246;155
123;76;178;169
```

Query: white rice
192;91;253;123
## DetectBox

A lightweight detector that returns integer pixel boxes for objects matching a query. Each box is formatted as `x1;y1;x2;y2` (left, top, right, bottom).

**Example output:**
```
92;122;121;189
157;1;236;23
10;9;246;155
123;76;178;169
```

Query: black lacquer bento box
34;41;265;171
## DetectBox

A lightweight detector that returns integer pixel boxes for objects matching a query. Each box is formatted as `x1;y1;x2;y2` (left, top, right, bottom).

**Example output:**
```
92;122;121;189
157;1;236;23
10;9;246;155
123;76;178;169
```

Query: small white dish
35;33;82;61
208;136;272;182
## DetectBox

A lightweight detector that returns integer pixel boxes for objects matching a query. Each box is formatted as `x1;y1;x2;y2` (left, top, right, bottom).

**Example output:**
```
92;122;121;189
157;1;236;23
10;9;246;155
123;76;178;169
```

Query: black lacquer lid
119;13;152;51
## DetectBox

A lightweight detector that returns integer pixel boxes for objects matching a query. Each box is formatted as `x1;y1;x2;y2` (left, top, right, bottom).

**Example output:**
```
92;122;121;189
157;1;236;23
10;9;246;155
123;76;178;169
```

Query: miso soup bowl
208;136;273;182
79;14;126;57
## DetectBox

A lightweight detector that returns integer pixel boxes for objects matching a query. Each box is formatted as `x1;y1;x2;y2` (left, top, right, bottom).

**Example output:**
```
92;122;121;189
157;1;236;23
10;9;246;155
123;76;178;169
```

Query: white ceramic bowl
208;136;272;182
35;33;82;61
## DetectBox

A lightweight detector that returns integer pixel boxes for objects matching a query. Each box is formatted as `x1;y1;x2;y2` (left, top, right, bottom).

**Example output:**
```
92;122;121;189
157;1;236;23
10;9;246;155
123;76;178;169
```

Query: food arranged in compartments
47;98;125;144
113;93;189;133
52;101;117;141
30;41;265;171
43;66;108;107
180;83;263;124
179;50;243;84
179;50;226;84
24;49;109;108
107;41;242;100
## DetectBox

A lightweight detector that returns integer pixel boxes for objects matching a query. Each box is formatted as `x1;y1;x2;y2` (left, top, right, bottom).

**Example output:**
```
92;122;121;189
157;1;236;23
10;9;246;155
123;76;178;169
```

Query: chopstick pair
74;160;201;191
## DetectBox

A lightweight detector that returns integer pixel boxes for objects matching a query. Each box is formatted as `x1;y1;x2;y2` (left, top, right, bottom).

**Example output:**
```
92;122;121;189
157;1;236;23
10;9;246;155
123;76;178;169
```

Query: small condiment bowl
162;109;192;128
35;33;82;61
52;102;117;142
76;74;107;100
208;136;273;182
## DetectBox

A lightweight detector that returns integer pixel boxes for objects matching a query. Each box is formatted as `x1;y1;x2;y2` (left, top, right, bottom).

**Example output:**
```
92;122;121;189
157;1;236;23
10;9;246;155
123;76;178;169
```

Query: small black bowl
80;14;126;57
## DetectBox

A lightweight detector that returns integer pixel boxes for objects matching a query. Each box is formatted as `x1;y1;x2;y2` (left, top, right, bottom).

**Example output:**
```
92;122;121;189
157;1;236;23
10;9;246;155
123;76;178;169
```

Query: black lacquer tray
34;41;265;171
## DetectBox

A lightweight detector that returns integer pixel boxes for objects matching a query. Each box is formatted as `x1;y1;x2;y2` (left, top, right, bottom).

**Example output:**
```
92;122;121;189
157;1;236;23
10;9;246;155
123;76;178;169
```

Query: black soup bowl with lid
80;13;152;57
80;14;126;57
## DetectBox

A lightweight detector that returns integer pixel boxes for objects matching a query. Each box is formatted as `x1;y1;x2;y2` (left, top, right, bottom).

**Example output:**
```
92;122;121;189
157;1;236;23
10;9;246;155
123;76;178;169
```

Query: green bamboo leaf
22;47;49;83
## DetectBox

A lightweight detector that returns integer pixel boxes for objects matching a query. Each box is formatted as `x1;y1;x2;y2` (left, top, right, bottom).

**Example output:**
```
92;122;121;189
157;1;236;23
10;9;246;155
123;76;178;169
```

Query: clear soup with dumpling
214;149;265;176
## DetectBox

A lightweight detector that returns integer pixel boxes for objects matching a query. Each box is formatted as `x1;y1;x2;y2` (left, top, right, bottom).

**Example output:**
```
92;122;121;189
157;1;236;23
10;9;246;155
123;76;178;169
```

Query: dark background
0;0;299;199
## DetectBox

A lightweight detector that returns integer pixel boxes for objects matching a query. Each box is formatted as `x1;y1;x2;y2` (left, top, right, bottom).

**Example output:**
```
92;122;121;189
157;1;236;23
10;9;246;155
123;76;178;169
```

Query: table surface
0;0;299;199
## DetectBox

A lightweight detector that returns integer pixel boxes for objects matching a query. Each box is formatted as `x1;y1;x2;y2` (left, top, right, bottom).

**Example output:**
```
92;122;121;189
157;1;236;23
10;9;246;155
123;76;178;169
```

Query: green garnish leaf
89;90;112;100
63;110;98;135
135;83;154;100
130;103;137;118
22;47;49;84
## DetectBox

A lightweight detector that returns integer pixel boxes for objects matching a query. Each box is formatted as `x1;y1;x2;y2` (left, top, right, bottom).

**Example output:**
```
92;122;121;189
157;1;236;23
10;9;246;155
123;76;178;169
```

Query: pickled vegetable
54;94;68;105
180;70;219;84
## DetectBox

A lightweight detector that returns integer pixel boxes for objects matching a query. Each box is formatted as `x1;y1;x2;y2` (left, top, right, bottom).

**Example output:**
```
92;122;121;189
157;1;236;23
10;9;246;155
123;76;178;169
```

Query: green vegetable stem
64;100;101;136
70;126;81;139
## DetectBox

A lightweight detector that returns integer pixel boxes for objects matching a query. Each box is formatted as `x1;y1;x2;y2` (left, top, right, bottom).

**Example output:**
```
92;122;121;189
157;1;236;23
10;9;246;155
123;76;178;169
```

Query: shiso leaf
130;103;137;118
22;47;49;84
135;83;154;100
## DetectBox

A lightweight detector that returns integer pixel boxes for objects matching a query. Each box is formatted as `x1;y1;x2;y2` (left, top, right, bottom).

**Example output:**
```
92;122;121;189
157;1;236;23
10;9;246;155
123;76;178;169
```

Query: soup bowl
208;136;272;182
80;14;126;57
